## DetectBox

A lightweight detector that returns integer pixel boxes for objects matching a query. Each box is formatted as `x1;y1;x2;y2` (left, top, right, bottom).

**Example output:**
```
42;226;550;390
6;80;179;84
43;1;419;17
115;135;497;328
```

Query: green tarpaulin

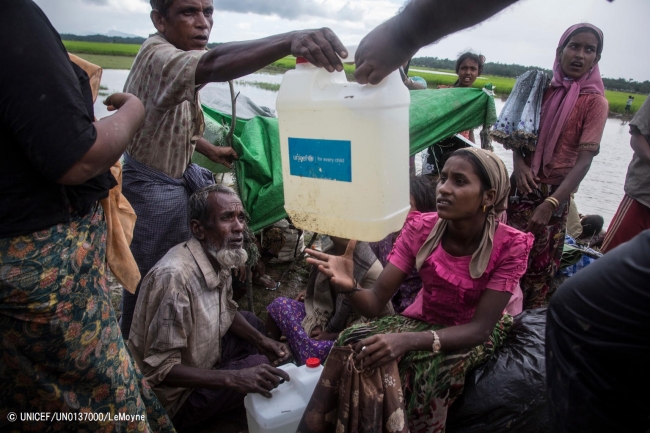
409;87;497;154
198;87;496;232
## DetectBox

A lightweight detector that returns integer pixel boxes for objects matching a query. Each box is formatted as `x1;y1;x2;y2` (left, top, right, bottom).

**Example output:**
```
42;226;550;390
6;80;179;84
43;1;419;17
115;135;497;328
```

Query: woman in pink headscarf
507;23;609;309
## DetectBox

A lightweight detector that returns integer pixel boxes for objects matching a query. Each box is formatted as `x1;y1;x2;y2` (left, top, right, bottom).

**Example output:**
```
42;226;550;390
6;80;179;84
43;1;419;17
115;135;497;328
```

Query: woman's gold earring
483;205;487;213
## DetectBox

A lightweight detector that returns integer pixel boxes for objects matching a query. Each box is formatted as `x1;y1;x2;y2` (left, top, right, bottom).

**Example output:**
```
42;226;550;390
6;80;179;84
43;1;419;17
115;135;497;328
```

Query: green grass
236;81;281;91
407;65;516;94
272;56;516;93
605;90;647;114
408;64;646;114
69;53;135;69
63;40;141;56
270;56;357;79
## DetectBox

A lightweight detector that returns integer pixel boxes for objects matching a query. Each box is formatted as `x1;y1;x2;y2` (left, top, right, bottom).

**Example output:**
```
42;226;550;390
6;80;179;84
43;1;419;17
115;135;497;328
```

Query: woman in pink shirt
507;24;608;309
306;147;533;432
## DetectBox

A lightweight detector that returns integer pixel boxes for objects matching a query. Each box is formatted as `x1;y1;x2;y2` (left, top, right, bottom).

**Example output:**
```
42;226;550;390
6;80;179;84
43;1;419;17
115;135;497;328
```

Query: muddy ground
108;236;318;433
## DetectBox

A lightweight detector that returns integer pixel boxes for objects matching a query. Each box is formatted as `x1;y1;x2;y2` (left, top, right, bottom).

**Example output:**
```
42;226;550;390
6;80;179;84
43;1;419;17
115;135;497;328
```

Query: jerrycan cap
296;56;309;64
305;357;321;368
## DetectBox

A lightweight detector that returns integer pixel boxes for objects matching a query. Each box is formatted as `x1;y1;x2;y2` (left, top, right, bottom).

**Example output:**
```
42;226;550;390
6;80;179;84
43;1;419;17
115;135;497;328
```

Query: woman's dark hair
455;52;486;76
410;176;437;212
579;214;604;239
453;52;486;88
448;149;492;192
563;27;603;56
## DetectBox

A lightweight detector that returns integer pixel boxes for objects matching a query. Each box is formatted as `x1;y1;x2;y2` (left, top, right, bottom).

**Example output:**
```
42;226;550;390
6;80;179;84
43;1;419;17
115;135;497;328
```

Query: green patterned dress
338;314;513;433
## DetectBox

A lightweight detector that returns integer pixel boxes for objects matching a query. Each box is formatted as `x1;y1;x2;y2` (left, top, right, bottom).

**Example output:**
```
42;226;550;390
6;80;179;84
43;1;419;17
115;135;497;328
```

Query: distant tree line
61;33;146;44
599;77;650;95
61;34;222;50
411;56;650;95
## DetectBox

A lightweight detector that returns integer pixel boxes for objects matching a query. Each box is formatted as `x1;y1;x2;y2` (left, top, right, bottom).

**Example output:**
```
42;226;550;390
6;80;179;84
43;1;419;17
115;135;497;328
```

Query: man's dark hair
580;214;604;239
188;184;239;226
150;0;176;17
410;176;437;212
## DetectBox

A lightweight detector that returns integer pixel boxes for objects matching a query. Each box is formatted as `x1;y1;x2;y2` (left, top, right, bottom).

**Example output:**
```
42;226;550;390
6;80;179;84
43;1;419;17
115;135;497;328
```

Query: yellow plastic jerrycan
277;56;410;242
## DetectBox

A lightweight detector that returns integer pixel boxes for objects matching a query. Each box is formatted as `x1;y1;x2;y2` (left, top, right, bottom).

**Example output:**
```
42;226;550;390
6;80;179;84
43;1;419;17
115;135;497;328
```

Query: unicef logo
293;154;314;163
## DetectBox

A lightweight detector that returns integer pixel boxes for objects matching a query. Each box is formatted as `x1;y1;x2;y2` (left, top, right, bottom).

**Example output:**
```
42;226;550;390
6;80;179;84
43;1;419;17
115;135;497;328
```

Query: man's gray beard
207;241;248;270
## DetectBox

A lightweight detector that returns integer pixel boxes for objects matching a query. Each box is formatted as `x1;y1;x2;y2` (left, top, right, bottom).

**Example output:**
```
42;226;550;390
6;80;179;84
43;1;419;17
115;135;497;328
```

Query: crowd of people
1;0;648;433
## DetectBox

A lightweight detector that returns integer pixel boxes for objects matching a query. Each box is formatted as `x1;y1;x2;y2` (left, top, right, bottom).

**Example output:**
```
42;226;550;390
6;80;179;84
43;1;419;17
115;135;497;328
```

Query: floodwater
96;69;632;228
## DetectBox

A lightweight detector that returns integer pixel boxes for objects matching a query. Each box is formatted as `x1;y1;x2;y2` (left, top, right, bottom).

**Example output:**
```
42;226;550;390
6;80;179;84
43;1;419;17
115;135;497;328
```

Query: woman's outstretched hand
305;240;357;292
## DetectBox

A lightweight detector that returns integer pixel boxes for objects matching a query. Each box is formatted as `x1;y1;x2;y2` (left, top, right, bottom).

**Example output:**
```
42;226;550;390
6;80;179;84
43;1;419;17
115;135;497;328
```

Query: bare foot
253;273;276;289
294;290;306;302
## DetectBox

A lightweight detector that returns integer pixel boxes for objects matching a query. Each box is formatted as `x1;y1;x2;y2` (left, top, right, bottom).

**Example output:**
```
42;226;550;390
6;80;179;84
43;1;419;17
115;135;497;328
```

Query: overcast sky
36;0;649;82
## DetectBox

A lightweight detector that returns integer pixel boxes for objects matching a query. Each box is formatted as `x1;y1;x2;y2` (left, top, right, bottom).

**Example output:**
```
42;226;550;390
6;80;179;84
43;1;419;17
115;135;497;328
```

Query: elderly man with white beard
127;184;291;432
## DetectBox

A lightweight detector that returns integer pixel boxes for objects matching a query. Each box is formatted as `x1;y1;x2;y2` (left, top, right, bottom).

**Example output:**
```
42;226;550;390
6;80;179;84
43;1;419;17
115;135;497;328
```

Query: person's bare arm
162;314;290;396
630;132;650;167
512;149;539;195
57;93;144;185
195;137;239;168
229;312;291;366
353;289;511;370
354;0;519;84
404;77;427;90
195;29;347;85
163;363;289;398
526;151;594;234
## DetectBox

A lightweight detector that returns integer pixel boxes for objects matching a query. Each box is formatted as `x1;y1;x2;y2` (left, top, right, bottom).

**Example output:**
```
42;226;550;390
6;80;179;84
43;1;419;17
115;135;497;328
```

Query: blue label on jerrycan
288;138;352;182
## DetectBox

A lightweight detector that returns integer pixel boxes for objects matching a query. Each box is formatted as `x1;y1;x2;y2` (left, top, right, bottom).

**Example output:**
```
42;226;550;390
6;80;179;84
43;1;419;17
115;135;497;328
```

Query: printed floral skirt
0;209;175;432
337;314;513;433
506;182;570;309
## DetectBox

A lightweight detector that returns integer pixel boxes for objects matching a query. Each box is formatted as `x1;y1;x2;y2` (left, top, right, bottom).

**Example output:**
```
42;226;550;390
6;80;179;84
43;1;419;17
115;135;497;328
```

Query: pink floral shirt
388;212;534;326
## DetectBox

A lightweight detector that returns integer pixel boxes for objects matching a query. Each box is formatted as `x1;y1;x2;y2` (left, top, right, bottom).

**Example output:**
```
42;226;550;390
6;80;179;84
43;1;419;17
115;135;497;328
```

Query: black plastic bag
447;308;548;433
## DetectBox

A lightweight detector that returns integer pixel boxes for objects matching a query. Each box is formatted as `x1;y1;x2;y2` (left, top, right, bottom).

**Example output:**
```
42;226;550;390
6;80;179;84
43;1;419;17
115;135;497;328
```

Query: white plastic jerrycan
244;358;323;433
277;55;411;242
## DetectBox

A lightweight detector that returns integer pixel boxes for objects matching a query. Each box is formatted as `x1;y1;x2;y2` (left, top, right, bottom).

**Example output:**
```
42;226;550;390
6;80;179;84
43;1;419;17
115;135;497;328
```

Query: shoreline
607;111;634;119
70;52;645;116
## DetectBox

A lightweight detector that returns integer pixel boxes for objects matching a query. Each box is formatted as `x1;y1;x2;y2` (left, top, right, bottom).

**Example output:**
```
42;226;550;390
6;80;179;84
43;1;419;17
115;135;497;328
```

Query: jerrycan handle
367;69;405;89
294;56;348;89
337;45;406;89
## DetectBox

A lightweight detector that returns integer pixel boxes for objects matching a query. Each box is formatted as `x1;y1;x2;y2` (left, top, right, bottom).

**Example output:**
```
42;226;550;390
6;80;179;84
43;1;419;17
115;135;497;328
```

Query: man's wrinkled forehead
211;191;243;214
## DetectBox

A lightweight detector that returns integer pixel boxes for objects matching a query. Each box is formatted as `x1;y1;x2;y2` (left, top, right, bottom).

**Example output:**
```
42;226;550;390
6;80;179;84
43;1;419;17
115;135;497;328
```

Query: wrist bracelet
429;330;441;354
340;278;361;299
544;196;559;210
